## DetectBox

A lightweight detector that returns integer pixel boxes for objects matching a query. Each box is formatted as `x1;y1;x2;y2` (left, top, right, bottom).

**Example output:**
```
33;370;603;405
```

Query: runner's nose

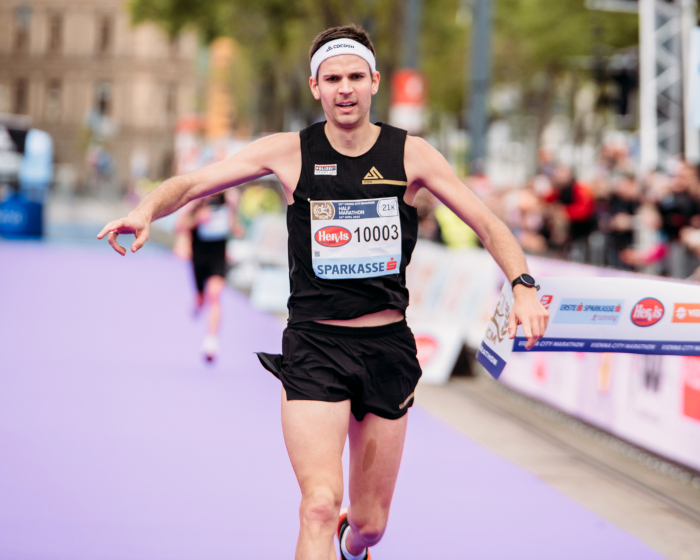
338;77;353;95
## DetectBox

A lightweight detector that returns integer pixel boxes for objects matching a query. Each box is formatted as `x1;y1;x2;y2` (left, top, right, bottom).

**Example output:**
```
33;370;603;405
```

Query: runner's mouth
336;102;357;109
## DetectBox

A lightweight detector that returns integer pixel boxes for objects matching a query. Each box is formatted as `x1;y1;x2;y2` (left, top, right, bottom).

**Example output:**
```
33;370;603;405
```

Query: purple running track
0;242;665;560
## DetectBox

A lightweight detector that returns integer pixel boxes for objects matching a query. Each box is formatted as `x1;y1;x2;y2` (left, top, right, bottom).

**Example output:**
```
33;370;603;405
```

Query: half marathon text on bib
310;197;402;280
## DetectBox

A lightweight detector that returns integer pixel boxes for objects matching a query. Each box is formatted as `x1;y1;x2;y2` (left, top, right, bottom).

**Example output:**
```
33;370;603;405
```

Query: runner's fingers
107;231;126;256
97;220;121;239
522;319;536;349
508;308;517;339
131;227;149;253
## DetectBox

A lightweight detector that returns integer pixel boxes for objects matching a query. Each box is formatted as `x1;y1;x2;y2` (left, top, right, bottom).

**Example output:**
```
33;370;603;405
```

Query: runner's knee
299;486;342;528
205;278;223;302
350;510;388;546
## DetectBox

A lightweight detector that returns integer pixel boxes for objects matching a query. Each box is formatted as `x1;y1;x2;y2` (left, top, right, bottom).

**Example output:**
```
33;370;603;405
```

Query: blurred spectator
427;139;699;280
505;186;548;255
657;161;700;277
619;201;667;275
536;148;556;178
542;165;597;261
604;173;640;269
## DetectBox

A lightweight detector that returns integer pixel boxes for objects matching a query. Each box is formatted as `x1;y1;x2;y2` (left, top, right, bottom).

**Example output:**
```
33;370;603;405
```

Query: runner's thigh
281;393;351;491
348;412;408;512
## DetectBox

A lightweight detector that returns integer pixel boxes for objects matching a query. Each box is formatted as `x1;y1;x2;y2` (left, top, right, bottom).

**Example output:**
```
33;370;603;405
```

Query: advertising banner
477;277;700;379
410;320;466;384
388;69;426;134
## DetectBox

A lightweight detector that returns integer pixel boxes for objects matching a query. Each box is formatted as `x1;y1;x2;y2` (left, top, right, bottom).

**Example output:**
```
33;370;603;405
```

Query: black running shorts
257;320;422;421
192;239;227;294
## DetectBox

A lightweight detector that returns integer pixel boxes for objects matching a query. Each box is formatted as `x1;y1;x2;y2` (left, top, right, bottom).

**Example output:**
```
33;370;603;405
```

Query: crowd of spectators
417;143;700;281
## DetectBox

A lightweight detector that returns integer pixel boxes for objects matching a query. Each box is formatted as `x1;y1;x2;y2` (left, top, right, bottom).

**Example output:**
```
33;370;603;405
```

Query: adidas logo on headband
311;38;377;78
326;43;356;52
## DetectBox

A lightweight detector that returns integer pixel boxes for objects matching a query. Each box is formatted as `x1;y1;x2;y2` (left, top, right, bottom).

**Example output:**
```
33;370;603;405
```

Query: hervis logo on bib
315;226;351;247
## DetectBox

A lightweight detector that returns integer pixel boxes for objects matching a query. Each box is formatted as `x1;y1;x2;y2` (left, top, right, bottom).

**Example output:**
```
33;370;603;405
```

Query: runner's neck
324;120;381;158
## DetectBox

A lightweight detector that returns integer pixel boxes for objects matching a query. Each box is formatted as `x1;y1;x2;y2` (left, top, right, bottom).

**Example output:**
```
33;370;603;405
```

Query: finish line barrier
478;277;700;379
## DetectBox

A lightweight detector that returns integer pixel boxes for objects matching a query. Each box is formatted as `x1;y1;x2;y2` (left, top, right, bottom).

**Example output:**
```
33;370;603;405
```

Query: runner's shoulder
404;134;448;181
243;132;300;170
253;132;300;154
405;134;442;160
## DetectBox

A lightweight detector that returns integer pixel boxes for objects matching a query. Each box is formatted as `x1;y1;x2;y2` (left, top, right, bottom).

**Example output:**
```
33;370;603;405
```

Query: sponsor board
476;290;512;378
411;321;465;384
513;337;700;355
479;277;700;380
415;334;439;366
683;357;700;422
673;303;700;323
553;298;624;325
631;298;664;327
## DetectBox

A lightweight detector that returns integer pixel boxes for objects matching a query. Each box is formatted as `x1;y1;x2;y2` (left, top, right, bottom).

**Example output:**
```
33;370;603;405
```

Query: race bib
310;197;402;280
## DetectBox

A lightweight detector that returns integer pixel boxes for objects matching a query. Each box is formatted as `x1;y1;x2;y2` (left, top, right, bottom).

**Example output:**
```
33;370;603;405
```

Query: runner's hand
97;213;150;256
508;286;549;350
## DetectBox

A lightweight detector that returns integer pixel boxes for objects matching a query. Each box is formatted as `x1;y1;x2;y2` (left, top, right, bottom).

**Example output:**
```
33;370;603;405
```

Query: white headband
310;38;377;78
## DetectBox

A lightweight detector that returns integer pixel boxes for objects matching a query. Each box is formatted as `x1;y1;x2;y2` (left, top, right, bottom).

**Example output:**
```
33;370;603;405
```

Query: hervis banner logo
362;166;408;186
631;298;664;327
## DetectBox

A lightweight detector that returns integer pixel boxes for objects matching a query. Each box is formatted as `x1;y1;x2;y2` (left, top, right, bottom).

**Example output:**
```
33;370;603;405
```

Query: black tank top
286;122;419;324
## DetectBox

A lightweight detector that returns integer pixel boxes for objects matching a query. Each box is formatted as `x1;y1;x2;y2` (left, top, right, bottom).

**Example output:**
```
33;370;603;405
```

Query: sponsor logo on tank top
314;164;337;176
311;202;335;220
362;166;408;186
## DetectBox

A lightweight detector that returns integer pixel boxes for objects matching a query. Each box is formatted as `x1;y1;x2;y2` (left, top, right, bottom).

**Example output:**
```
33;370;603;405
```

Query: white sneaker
202;334;218;362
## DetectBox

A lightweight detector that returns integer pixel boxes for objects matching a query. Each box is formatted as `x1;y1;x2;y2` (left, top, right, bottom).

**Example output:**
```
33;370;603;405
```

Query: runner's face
310;54;380;128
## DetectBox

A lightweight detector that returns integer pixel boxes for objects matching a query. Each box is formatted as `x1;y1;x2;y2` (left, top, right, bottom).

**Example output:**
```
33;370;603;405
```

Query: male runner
176;192;235;361
98;24;549;560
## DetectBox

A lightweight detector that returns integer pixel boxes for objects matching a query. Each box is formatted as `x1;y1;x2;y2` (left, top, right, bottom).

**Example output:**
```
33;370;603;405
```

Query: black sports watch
511;273;540;291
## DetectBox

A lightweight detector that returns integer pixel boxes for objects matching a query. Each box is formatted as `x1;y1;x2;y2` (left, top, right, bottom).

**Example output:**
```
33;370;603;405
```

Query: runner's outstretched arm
404;135;549;349
97;132;300;255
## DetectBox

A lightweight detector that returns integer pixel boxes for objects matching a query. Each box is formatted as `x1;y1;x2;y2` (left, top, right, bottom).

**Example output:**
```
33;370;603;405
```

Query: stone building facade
0;0;199;194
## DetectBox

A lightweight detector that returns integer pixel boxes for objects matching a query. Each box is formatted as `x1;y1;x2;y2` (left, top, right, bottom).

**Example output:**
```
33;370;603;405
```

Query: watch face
521;274;535;286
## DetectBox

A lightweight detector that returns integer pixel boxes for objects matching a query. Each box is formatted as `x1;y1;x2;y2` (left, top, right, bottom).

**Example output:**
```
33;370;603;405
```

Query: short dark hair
309;24;376;64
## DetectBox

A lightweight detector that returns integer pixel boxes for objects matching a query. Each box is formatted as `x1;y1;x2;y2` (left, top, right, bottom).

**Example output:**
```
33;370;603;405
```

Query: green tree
494;0;638;138
129;0;640;134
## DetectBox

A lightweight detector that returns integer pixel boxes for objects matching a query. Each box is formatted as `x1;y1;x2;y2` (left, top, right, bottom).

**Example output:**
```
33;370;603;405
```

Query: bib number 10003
310;197;403;280
354;225;399;243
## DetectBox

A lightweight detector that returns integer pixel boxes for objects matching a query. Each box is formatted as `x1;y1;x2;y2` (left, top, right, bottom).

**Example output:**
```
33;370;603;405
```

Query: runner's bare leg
205;275;225;334
344;412;408;555
282;393;350;560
